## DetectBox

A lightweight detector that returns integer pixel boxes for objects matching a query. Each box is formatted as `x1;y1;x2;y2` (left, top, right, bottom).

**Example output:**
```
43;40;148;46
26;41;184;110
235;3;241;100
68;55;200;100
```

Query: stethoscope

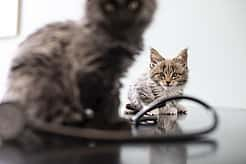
0;96;219;142
129;95;219;141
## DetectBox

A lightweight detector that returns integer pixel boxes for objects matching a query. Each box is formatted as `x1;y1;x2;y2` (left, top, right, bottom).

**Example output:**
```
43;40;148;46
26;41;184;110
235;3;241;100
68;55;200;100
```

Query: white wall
0;0;19;38
0;0;84;99
0;0;246;109
123;0;246;109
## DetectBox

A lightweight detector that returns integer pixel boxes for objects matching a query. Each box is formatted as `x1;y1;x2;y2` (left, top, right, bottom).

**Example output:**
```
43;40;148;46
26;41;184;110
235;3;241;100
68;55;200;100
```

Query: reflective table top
0;107;245;164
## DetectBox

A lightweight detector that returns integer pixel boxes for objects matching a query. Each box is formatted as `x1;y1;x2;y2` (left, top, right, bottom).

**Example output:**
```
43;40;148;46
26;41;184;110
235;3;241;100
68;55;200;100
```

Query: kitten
127;48;189;115
0;0;157;133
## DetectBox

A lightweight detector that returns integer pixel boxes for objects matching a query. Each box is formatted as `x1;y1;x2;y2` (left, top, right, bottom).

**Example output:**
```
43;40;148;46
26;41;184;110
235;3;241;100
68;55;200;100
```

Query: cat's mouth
160;83;179;89
160;84;173;89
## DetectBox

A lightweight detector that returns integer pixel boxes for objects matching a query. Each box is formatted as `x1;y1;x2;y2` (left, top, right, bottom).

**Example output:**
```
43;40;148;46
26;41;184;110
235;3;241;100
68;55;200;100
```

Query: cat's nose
125;0;141;11
166;81;171;86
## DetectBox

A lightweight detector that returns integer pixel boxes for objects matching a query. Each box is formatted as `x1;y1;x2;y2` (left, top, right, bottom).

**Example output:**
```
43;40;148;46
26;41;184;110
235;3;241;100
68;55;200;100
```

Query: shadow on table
0;115;218;164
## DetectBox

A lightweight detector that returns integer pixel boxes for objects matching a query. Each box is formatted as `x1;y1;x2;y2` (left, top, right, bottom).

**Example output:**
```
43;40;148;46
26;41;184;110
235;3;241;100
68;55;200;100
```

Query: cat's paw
38;105;85;126
176;104;187;114
106;118;131;130
126;104;141;111
125;104;141;115
124;109;138;115
159;107;178;115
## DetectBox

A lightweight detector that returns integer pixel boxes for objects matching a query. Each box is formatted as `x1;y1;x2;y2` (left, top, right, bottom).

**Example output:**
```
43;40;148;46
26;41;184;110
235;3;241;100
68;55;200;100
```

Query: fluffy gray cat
0;0;157;139
126;48;189;115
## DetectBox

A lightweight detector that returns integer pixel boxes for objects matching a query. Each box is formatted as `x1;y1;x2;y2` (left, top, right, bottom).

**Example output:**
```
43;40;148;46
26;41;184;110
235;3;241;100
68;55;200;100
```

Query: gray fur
2;0;157;128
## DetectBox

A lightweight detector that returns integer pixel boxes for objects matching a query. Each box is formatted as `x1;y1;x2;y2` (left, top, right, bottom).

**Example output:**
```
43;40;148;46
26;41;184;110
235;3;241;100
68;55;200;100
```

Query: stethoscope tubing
131;95;219;140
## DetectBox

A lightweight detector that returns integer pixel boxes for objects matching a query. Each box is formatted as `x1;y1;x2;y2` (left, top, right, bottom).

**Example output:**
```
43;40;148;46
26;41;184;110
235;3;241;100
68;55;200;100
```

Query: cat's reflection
156;114;185;136
150;115;187;164
0;142;122;164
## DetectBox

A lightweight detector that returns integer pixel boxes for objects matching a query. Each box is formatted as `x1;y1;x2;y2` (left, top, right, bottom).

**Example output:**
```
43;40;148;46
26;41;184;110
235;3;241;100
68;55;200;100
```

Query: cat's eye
152;73;160;78
128;0;140;11
173;73;183;79
160;73;165;78
104;3;116;13
173;73;177;77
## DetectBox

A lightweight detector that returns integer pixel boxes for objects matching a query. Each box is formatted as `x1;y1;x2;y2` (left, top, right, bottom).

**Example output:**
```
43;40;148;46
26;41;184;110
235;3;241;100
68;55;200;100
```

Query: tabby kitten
1;0;157;131
127;48;189;115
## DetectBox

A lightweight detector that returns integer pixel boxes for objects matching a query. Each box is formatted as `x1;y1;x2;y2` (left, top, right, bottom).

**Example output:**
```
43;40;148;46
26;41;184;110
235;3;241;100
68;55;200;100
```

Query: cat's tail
0;102;26;140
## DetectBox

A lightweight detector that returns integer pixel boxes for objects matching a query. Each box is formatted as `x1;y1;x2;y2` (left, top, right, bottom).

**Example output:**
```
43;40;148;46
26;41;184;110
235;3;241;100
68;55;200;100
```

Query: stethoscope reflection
150;115;187;164
0;114;218;164
149;115;218;164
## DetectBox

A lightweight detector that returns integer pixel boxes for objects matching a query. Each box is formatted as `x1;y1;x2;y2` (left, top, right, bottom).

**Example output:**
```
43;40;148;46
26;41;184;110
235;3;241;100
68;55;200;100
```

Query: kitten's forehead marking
161;60;183;74
161;60;171;72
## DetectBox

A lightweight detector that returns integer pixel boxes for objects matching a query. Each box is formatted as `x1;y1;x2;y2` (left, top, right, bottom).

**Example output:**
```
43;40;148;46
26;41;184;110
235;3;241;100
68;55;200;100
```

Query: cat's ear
174;48;188;66
150;48;165;68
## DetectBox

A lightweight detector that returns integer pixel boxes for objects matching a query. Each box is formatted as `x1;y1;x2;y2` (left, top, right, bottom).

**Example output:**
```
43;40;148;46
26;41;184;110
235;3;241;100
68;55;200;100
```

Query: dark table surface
0;107;245;164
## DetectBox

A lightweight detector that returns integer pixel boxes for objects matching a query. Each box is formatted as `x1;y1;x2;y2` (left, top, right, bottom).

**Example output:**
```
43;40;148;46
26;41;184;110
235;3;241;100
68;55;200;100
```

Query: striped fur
127;48;189;115
2;0;157;128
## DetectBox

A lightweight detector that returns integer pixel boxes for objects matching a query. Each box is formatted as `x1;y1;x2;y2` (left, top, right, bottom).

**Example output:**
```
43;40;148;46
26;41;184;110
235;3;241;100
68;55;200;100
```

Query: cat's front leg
158;103;187;115
159;102;178;115
79;74;130;129
102;83;131;129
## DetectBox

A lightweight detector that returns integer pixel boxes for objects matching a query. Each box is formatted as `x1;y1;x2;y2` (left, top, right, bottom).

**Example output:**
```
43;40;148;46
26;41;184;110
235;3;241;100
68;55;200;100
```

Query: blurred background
0;0;246;114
